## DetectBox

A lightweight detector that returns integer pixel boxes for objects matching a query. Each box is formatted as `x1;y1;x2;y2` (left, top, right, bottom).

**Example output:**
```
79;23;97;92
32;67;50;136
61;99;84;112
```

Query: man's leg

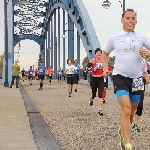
129;93;141;124
9;76;14;88
117;90;131;145
16;76;19;88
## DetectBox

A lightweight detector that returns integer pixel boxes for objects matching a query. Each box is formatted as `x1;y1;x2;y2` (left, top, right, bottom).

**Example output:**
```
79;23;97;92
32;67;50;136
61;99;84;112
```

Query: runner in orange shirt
47;66;54;85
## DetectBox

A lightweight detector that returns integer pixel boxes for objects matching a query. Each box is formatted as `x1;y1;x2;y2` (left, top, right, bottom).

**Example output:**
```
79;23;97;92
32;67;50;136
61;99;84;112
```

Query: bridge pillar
63;10;66;70
54;9;57;79
68;15;74;61
3;0;13;86
58;8;60;68
77;31;80;65
47;21;50;68
43;40;46;65
77;31;81;80
51;15;53;69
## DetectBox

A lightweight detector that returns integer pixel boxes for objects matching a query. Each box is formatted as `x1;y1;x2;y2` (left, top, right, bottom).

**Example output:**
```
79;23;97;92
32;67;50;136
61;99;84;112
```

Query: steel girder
42;0;101;59
13;0;101;59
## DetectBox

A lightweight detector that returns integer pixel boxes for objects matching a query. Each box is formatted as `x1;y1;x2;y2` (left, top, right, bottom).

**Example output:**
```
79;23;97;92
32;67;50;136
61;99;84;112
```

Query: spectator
9;61;20;88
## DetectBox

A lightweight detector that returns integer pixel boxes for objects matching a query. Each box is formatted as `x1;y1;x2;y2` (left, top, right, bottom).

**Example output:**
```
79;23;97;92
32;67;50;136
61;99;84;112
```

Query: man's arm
101;36;114;73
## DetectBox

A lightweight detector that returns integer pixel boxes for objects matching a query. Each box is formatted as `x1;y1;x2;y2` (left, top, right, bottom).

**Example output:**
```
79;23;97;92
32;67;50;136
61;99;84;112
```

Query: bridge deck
20;79;150;150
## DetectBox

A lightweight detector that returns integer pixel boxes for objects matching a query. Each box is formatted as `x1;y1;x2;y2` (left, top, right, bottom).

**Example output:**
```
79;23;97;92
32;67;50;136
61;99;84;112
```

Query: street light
21;0;29;5
102;0;125;13
19;29;24;38
62;35;66;39
47;47;51;50
62;30;74;39
102;0;111;9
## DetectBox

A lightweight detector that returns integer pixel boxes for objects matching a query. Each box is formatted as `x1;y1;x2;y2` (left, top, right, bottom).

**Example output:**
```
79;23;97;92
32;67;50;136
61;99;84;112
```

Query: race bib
40;69;43;72
30;72;33;74
58;72;61;74
96;63;103;69
49;74;51;76
132;77;143;91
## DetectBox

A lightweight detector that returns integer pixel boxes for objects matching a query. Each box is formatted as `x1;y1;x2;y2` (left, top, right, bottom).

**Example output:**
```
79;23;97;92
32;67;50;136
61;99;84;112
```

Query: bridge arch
12;0;101;79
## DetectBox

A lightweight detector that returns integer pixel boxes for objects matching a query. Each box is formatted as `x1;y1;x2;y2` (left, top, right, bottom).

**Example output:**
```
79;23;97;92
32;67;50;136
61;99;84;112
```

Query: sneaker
30;84;32;85
125;143;132;150
68;93;71;97
39;87;42;90
132;124;140;132
75;89;77;92
89;99;93;106
103;99;106;103
98;110;103;116
118;129;125;150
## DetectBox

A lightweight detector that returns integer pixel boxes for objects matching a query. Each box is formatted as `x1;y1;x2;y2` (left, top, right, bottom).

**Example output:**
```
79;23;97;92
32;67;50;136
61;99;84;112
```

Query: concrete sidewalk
0;81;37;150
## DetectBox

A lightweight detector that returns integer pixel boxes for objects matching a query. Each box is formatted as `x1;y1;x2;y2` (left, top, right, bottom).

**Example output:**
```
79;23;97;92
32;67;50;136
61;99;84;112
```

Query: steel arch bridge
4;0;100;84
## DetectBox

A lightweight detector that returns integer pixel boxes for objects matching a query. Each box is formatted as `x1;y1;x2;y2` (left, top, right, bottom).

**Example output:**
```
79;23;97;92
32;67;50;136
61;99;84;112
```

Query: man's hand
139;48;150;57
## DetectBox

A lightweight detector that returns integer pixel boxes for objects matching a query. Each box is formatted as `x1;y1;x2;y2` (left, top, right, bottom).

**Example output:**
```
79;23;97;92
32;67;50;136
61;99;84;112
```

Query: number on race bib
132;77;143;91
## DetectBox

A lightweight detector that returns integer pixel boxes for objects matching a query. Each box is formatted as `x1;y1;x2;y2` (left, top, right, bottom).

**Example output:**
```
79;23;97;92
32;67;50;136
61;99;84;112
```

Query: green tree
82;56;88;68
108;56;115;67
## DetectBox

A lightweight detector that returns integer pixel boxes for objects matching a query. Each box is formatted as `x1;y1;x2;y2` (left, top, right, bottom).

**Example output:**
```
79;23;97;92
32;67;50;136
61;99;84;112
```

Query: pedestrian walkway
21;79;150;150
0;80;37;150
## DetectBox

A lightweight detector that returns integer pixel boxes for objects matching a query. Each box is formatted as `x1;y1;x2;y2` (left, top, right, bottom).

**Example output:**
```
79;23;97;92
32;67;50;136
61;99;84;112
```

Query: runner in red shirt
86;48;108;115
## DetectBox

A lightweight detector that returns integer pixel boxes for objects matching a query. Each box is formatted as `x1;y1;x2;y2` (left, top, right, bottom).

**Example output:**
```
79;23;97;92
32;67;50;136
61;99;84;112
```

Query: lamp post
4;0;8;87
62;30;74;61
102;0;125;13
62;30;74;39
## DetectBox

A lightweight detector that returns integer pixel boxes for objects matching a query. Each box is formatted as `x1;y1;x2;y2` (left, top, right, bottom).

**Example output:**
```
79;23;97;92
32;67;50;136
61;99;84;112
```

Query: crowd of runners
19;8;150;150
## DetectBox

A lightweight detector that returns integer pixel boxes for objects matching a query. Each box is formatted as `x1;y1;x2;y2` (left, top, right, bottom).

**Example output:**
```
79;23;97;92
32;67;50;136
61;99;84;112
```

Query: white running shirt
104;31;150;78
65;64;77;74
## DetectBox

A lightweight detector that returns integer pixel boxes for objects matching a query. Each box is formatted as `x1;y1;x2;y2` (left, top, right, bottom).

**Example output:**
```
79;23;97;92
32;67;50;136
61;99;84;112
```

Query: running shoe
68;92;71;97
98;110;103;116
118;129;125;150
89;98;93;106
125;143;132;150
39;87;42;90
132;124;140;132
75;88;77;92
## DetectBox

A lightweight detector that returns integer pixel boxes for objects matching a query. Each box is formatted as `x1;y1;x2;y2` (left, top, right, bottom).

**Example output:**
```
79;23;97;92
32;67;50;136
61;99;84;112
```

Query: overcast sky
0;0;150;70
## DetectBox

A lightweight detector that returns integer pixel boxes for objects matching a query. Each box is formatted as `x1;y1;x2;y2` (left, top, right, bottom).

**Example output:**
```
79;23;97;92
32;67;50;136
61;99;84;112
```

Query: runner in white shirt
65;58;77;97
132;58;150;132
101;9;150;150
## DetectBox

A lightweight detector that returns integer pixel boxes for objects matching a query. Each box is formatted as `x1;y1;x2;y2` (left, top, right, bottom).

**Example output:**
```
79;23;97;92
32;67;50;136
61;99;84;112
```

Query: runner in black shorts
65;58;76;97
38;62;47;90
73;60;81;92
86;48;105;116
132;58;150;132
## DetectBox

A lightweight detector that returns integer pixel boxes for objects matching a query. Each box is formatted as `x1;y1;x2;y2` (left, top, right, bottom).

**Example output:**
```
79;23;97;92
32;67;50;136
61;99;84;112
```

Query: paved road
22;79;150;150
0;80;37;150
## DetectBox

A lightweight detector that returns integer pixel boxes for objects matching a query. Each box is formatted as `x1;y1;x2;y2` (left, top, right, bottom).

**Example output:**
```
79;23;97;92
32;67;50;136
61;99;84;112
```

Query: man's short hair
122;8;137;18
74;59;78;63
95;48;102;54
40;61;43;63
